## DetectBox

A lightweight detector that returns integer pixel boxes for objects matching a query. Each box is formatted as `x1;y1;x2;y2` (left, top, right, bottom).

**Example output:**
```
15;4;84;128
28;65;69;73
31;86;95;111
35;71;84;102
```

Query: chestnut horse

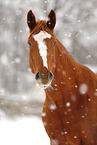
27;10;97;145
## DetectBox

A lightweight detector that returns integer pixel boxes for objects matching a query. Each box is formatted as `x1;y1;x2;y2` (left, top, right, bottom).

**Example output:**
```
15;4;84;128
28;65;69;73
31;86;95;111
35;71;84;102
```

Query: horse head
27;10;56;89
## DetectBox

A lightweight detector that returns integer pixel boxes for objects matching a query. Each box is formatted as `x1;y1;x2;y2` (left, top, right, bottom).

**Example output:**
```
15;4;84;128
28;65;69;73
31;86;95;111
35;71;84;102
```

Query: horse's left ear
47;9;56;30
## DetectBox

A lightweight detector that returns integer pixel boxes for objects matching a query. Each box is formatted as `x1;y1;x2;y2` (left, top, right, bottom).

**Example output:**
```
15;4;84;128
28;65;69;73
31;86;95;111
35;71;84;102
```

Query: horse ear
27;10;36;30
47;9;56;30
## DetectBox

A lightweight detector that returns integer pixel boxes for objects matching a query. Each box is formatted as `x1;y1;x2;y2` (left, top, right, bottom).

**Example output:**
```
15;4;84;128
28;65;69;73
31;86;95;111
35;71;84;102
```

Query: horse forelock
28;20;55;40
28;21;47;39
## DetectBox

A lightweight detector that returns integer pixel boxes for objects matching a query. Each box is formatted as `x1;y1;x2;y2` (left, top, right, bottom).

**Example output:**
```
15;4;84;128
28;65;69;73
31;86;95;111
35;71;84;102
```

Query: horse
27;9;97;145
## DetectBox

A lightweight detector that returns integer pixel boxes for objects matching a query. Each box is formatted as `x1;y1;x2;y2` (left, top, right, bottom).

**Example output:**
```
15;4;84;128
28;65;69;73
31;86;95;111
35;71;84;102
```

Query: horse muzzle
35;68;53;89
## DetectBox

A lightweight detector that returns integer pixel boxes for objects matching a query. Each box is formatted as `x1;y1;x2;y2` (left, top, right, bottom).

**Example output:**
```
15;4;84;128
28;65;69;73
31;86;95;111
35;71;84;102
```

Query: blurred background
0;0;97;144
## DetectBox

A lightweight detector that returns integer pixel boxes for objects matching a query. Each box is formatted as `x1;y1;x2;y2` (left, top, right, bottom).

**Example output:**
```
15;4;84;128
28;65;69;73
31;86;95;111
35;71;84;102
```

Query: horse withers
27;9;97;145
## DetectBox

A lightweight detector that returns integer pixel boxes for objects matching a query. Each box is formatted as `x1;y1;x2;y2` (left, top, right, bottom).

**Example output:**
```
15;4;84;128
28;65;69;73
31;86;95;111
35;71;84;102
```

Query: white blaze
33;31;51;68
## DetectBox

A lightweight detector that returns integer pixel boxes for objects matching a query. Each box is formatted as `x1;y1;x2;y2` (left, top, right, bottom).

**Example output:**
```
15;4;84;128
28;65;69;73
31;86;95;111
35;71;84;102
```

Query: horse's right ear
27;10;36;30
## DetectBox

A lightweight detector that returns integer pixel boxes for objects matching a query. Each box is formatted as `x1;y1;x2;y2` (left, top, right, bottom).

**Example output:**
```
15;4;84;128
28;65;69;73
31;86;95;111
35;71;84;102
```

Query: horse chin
36;81;52;89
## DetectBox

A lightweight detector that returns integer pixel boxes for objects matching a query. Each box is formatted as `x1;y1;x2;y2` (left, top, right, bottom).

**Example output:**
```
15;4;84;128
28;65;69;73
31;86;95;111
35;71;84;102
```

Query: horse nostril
35;72;40;80
49;72;53;80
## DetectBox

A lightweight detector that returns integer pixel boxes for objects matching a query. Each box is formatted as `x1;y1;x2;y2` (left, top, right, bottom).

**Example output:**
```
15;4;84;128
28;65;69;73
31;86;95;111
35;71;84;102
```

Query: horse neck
45;37;77;106
51;36;77;75
56;39;76;67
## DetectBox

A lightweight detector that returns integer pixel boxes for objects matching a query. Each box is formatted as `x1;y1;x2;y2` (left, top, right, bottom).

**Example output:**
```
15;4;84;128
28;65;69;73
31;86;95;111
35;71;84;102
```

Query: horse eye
28;41;32;47
52;41;56;46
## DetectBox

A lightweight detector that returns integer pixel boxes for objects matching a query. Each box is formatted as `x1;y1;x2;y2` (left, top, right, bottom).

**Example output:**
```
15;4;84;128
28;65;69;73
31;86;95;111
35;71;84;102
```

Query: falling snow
79;84;88;95
43;121;47;126
1;54;8;65
61;132;64;135
94;89;97;96
67;121;69;124
1;1;97;145
64;131;67;134
74;136;77;139
66;102;71;107
82;130;85;134
82;115;85;118
88;98;91;101
41;112;46;117
68;77;71;80
49;104;57;110
94;92;97;96
71;95;76;102
61;81;65;85
62;70;66;75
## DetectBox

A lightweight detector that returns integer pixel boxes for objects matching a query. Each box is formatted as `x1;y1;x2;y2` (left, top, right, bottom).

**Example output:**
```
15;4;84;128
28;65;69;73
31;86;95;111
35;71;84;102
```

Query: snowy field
0;87;49;145
0;117;50;145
